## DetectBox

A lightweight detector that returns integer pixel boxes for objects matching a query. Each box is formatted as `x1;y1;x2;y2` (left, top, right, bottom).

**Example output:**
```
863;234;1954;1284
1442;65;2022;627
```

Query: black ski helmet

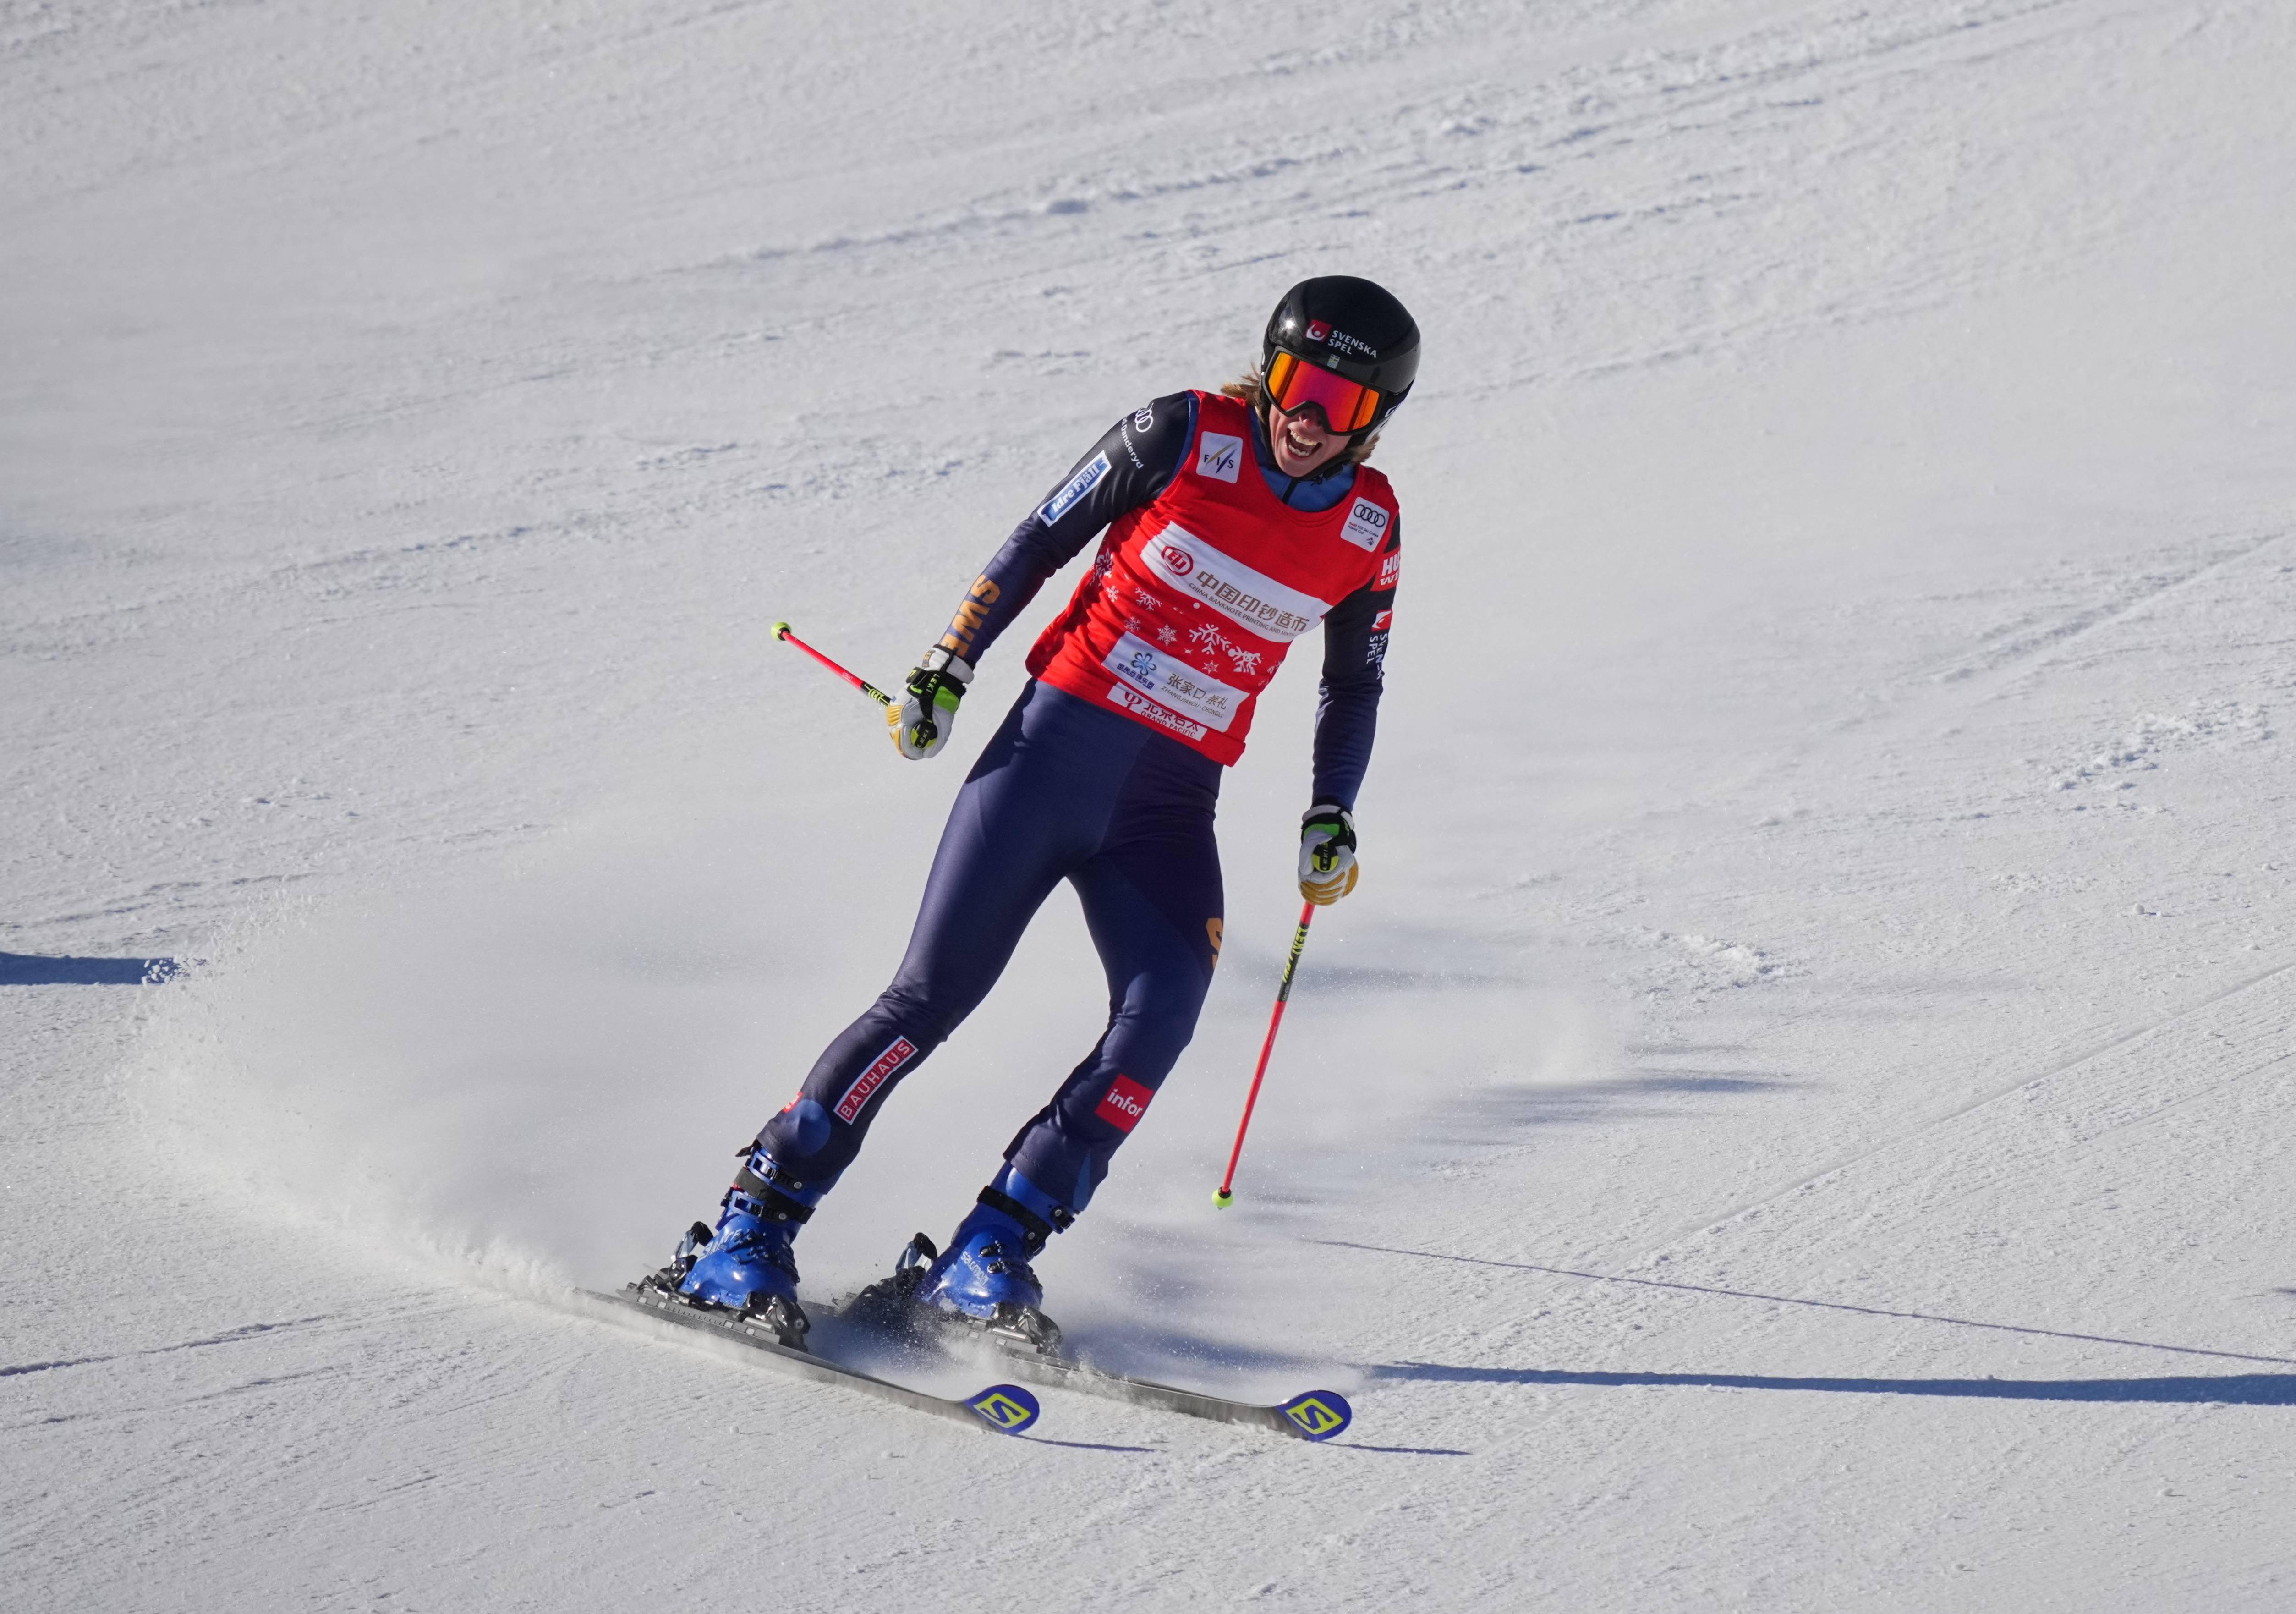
1261;275;1420;434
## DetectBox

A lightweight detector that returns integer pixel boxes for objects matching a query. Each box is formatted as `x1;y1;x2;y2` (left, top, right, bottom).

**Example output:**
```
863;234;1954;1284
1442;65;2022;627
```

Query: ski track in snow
6;0;2296;1609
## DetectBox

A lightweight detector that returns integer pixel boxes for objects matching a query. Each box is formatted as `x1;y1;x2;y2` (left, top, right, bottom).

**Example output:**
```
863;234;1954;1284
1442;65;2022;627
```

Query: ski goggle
1266;350;1383;434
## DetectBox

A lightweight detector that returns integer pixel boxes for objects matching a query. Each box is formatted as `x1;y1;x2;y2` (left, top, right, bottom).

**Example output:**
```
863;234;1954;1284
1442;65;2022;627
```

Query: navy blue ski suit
753;394;1395;1220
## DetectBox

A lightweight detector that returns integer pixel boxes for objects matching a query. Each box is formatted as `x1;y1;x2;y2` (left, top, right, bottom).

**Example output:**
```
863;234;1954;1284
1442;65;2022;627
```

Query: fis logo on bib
1195;432;1243;483
1040;452;1111;526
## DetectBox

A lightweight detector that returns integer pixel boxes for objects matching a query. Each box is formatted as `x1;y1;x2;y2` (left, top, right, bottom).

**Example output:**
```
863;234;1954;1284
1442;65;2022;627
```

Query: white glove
1298;801;1359;905
888;648;972;760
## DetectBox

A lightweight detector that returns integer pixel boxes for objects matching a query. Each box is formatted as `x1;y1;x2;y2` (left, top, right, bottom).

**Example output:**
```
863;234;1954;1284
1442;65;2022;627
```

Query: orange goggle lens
1266;351;1381;434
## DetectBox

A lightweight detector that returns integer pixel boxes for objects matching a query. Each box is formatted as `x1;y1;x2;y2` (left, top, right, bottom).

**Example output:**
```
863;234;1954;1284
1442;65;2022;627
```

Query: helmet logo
1305;319;1331;342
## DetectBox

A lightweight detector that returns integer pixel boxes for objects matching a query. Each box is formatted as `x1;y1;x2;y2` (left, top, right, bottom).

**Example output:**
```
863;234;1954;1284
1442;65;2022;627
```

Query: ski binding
581;1276;1041;1437
834;1233;1353;1442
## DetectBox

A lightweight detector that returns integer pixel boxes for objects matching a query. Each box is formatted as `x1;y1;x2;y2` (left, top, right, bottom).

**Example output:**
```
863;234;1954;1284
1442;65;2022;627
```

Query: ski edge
837;1298;1353;1442
576;1286;1041;1437
814;1283;1354;1443
990;1349;1353;1442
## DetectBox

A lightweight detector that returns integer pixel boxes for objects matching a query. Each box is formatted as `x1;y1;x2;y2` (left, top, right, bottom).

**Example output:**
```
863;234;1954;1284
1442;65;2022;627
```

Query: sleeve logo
1195;432;1243;483
1375;549;1400;590
1039;452;1112;526
1339;497;1389;551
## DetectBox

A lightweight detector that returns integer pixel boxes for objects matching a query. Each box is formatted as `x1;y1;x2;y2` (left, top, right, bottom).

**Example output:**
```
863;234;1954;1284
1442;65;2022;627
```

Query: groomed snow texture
5;1;2295;1609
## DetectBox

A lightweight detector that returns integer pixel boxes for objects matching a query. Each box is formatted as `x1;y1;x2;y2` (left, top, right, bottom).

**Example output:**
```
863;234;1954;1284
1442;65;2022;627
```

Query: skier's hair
1221;369;1381;465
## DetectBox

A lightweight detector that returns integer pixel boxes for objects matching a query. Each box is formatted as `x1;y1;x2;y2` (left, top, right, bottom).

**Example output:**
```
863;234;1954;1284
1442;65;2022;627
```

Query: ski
578;1283;1042;1437
969;1338;1352;1442
828;1279;1350;1442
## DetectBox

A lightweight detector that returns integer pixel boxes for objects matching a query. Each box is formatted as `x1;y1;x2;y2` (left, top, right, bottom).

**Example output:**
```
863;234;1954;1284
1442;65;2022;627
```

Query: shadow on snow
1373;1361;2296;1405
0;952;178;986
1319;1240;2296;1369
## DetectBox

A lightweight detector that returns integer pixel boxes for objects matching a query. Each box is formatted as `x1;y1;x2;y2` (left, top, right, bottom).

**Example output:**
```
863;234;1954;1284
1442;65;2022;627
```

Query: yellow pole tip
772;620;792;638
1213;1190;1233;1208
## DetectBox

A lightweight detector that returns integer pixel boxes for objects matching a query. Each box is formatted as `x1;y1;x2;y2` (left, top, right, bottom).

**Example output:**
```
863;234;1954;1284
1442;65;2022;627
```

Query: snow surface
5;0;2296;1607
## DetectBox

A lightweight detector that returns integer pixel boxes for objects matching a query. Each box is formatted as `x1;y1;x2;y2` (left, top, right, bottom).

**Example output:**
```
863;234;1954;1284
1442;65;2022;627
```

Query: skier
662;276;1417;1345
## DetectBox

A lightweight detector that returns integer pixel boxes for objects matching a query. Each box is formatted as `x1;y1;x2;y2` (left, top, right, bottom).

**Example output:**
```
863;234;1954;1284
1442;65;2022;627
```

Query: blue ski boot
661;1146;817;1347
914;1167;1071;1353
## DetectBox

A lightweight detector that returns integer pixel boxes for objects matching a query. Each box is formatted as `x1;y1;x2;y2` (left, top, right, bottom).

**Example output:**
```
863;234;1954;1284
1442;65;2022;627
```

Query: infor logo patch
1095;1073;1155;1132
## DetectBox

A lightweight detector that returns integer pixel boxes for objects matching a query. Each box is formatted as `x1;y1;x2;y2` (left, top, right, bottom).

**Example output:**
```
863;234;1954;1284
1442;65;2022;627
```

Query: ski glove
889;648;972;760
1298;801;1359;906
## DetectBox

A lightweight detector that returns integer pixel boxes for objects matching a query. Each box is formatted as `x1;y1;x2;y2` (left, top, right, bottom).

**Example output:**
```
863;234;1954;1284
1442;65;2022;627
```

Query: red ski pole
773;620;895;708
1214;900;1316;1207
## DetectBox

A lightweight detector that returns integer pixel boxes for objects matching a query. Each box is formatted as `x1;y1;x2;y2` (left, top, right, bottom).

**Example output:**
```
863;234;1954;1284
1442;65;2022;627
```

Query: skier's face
1263;398;1350;478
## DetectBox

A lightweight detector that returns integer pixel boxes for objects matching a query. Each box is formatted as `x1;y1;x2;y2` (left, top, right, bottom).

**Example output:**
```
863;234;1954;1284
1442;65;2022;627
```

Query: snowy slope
5;0;2295;1608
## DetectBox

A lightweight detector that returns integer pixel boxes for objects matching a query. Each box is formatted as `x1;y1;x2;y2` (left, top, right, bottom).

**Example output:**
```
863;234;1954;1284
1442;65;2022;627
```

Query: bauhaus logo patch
833;1036;917;1122
1095;1073;1155;1132
1195;432;1243;483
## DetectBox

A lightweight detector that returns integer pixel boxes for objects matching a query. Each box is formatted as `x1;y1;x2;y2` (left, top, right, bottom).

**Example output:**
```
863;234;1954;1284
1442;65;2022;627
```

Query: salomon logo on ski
964;1385;1042;1434
1278;1391;1352;1440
